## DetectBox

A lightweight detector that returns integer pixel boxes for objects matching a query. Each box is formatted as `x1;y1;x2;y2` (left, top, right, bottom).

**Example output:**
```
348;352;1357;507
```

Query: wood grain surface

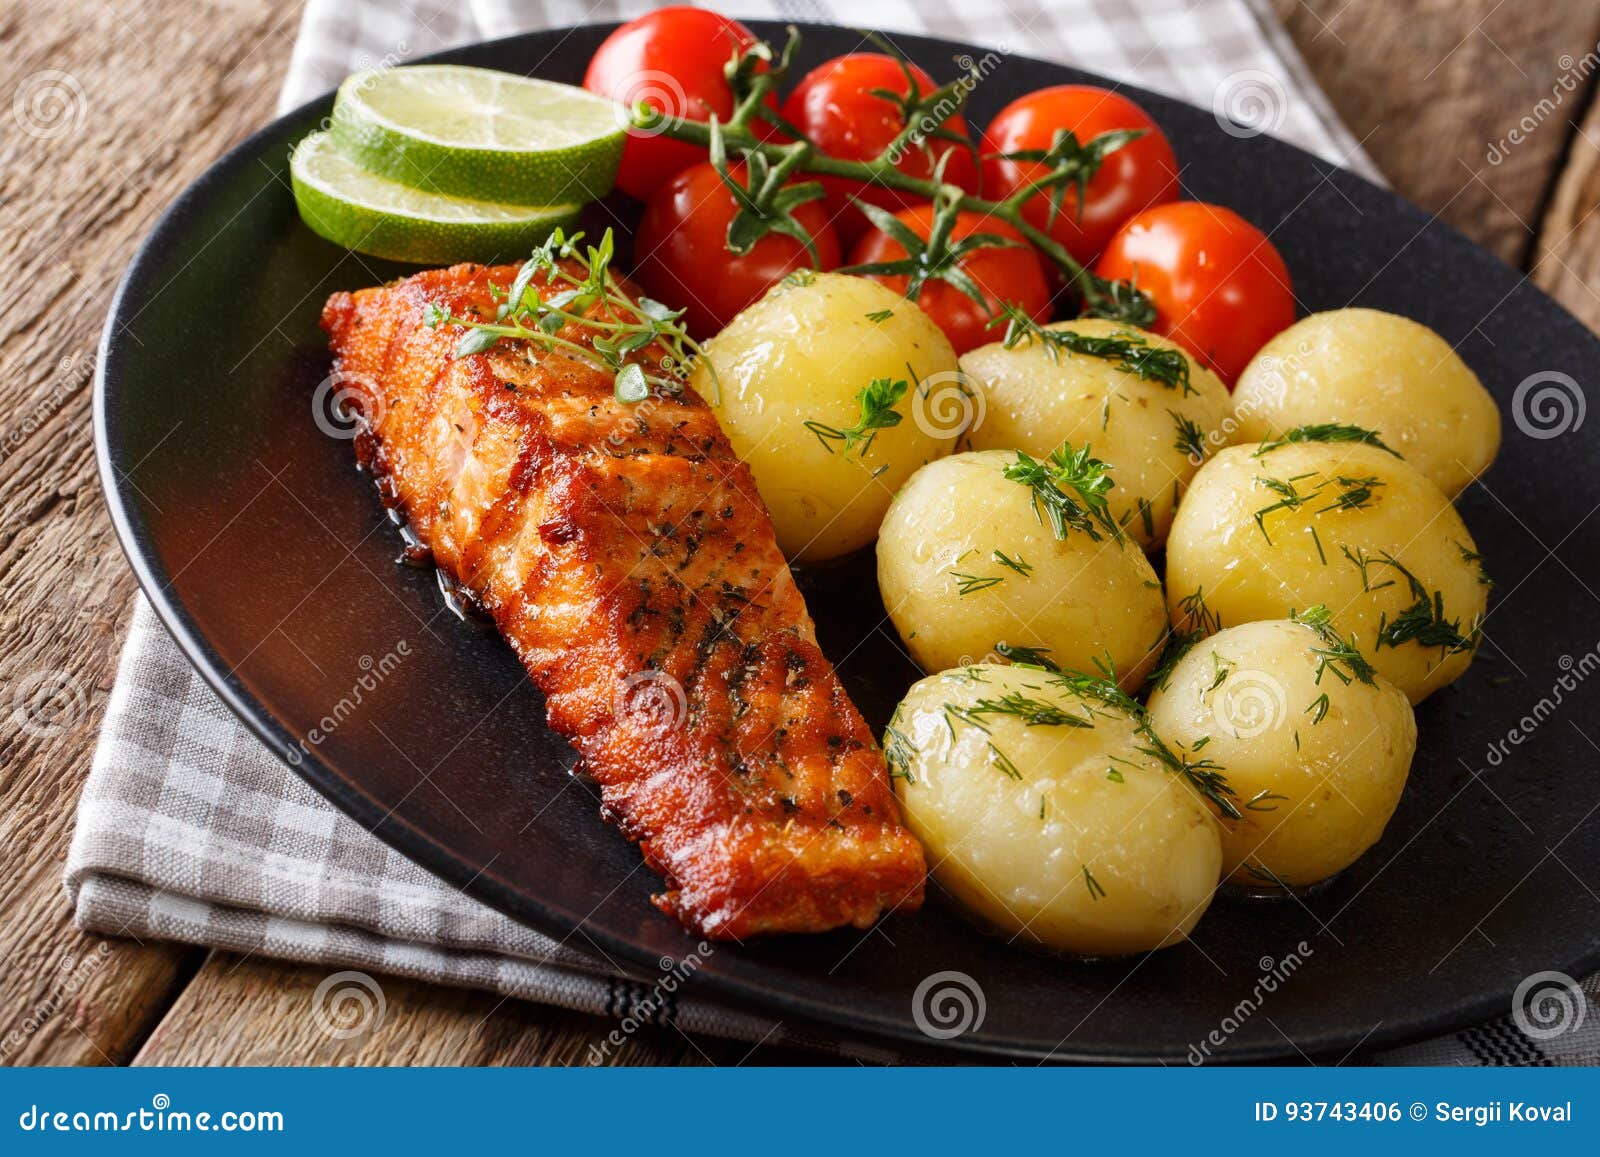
1;0;1597;1066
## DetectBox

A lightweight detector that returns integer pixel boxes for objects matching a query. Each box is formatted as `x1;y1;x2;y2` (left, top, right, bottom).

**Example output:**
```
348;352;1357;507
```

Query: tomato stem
637;109;1142;321
633;26;1156;326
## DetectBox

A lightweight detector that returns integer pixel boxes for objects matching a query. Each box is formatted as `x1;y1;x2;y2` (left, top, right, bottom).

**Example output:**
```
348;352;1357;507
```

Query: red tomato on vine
633;161;842;338
584;8;774;201
1095;201;1295;385
847;205;1051;354
779;53;981;245
982;86;1179;265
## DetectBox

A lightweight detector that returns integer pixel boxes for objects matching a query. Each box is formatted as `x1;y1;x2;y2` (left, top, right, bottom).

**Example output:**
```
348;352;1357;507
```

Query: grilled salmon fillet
320;262;925;939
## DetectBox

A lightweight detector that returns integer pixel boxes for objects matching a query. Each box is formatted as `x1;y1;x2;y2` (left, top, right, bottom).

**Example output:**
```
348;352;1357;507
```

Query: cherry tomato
584;8;769;201
633;162;843;339
780;54;980;246
847;206;1051;354
1095;202;1295;386
983;86;1179;265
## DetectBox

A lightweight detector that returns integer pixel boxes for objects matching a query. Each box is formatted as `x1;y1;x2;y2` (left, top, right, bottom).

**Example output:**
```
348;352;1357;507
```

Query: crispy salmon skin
320;262;924;938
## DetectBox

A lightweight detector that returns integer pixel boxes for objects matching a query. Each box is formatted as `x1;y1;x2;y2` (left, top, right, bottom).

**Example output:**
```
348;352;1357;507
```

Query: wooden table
3;0;1599;1066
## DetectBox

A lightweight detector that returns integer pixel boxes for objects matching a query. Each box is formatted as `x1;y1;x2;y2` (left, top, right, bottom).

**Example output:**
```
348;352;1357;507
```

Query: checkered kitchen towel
68;0;1594;1064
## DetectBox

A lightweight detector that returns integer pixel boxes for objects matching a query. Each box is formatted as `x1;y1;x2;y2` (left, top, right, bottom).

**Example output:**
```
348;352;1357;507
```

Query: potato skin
1146;620;1417;889
889;664;1222;955
960;319;1231;550
1165;441;1488;703
689;272;961;563
1231;308;1501;498
877;449;1167;689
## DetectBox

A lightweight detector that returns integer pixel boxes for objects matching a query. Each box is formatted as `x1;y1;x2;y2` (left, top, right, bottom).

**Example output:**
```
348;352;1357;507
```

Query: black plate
95;21;1600;1062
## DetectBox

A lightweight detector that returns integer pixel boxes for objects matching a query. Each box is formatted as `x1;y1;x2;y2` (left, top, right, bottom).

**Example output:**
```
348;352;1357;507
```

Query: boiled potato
1146;619;1417;891
1166;440;1488;703
877;449;1167;689
888;663;1222;955
1231;308;1501;497
960;318;1231;550
688;272;961;563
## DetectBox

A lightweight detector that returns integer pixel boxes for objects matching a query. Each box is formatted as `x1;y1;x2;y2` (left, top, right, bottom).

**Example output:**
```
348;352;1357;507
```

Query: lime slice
290;131;580;264
328;64;625;206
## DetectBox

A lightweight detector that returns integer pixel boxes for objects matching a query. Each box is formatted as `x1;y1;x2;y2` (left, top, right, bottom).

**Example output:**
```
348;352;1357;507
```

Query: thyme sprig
423;228;714;405
629;25;1155;325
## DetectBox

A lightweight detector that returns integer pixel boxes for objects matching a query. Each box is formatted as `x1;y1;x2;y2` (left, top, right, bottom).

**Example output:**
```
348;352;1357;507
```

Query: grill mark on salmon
321;261;925;939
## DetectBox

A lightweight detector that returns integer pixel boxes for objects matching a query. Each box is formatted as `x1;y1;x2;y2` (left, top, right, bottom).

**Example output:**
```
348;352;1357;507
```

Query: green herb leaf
950;571;1004;596
1003;442;1121;542
991;550;1032;577
614;363;649;403
991;307;1195;395
427;227;714;406
1082;864;1107;901
1291;604;1378;685
805;376;908;459
1253;423;1400;458
994;641;1059;671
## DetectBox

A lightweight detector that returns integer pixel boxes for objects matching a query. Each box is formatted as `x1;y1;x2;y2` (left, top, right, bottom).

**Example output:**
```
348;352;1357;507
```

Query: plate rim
92;18;1600;1063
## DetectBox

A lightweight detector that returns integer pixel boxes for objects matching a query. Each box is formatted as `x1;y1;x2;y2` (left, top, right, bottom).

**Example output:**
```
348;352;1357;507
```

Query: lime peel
290;131;581;264
327;64;625;206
